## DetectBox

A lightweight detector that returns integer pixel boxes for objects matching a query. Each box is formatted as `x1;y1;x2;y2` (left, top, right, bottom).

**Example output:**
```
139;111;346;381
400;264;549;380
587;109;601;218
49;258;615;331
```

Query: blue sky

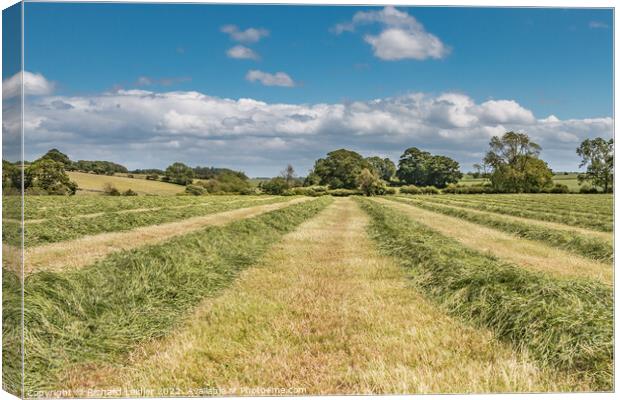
3;3;614;175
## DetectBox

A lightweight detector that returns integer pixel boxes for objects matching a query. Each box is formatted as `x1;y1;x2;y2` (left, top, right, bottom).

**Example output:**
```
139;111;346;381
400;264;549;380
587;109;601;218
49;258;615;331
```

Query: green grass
6;197;286;247
357;198;613;389
411;195;612;232
458;174;581;192
7;197;332;392
388;197;613;264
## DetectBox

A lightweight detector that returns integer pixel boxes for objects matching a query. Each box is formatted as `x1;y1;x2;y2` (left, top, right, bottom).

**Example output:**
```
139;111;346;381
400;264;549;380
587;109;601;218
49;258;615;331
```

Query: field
67;171;186;195
459;173;581;191
1;192;613;395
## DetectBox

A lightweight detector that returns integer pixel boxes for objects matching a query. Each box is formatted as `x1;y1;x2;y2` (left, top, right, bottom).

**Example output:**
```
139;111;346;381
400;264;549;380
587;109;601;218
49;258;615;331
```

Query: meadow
1;191;614;395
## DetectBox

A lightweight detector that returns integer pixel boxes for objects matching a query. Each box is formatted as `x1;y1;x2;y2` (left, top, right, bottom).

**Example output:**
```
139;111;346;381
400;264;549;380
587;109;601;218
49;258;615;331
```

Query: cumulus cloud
18;76;612;175
245;70;295;87
2;71;55;99
332;6;449;60
221;24;269;43
227;45;259;60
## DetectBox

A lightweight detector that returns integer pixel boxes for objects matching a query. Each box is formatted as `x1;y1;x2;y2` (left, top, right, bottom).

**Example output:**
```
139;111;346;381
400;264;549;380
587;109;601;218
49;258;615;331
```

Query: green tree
280;164;296;187
25;158;78;195
397;147;461;188
365;156;396;182
357;168;385;196
41;149;73;169
576;138;613;193
311;149;369;189
260;177;289;195
165;162;194;186
484;132;552;193
2;160;20;192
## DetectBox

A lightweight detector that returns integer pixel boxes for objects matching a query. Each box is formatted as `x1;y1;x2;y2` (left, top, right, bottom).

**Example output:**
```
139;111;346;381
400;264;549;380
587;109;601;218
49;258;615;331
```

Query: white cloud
589;21;609;29
245;70;295;87
221;25;269;43
227;45;259;60
2;71;55;99
18;73;612;174
333;6;449;61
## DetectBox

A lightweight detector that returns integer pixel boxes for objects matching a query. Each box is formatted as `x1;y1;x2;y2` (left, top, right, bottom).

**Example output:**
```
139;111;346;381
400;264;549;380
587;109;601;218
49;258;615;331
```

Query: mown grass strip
9;197;332;392
401;195;613;232
357;198;613;390
388;197;613;264
18;197;288;247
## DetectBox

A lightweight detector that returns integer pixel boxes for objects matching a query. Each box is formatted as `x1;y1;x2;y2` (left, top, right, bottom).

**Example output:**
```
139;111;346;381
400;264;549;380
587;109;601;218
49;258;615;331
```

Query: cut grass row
5;197;289;247
404;196;612;232
20;195;268;220
5;197;332;392
438;195;613;217
387;197;613;264
357;198;613;389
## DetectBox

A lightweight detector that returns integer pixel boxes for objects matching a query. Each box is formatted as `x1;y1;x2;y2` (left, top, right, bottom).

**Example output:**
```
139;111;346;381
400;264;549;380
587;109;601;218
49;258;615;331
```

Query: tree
25;158;78;195
311;149;369;189
484;132;552;193
41;149;73;169
576;138;613;193
365;156;396;182
396;147;461;188
260;177;289;195
165;162;194;185
357;168;385;196
2;160;21;192
472;163;482;179
280;164;296;187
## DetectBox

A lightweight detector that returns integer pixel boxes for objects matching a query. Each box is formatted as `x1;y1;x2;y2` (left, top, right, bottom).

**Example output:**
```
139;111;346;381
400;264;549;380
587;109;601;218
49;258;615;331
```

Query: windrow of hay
8;197;332;392
389;197;613;263
405;195;612;232
375;198;612;283
16;197;290;247
23;197;312;274
358;199;613;390
59;198;581;394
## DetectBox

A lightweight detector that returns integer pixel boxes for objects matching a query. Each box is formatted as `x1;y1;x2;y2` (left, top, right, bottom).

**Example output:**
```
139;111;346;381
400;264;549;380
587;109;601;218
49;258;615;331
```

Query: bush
260;177;289;195
327;189;362;196
547;184;570;194
126;174;134;179
420;186;439;195
102;183;120;196
146;174;159;181
122;189;138;196
442;184;495;194
579;184;599;194
400;185;422;195
383;187;397;195
185;184;207;196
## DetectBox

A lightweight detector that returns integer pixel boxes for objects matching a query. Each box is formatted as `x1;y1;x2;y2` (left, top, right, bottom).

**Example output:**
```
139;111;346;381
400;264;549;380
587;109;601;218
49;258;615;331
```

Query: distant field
459;174;581;191
67;171;185;195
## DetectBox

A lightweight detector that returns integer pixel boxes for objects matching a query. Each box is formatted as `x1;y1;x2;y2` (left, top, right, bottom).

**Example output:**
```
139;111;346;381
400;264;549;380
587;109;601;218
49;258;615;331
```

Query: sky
2;3;614;176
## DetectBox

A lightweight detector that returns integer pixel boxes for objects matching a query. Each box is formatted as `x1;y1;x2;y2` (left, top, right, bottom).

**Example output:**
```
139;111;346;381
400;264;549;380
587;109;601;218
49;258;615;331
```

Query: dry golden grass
376;198;612;283
67;172;185;195
61;198;582;395
24;197;310;274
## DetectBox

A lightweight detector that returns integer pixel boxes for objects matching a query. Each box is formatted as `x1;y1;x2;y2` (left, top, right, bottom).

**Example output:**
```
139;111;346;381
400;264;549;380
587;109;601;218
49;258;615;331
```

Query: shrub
126;174;134;179
579;184;599;194
102;183;120;196
400;185;422;195
547;184;570;194
122;189;138;196
146;174;159;181
327;188;362;196
420;186;439;195
442;184;495;194
260;177;289;195
383;187;397;195
185;184;207;196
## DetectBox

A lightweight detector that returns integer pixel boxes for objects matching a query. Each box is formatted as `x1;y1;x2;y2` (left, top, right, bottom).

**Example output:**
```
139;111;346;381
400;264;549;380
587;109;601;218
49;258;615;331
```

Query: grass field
459;173;581;191
2;192;614;395
67;171;186;195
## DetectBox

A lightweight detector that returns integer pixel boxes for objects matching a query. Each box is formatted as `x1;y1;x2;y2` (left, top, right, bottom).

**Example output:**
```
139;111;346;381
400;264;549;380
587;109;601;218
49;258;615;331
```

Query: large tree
165;162;194;186
576;138;613;193
41;149;73;169
312;149;369;189
25;158;78;195
396;147;461;188
484;132;552;193
365;156;396;182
